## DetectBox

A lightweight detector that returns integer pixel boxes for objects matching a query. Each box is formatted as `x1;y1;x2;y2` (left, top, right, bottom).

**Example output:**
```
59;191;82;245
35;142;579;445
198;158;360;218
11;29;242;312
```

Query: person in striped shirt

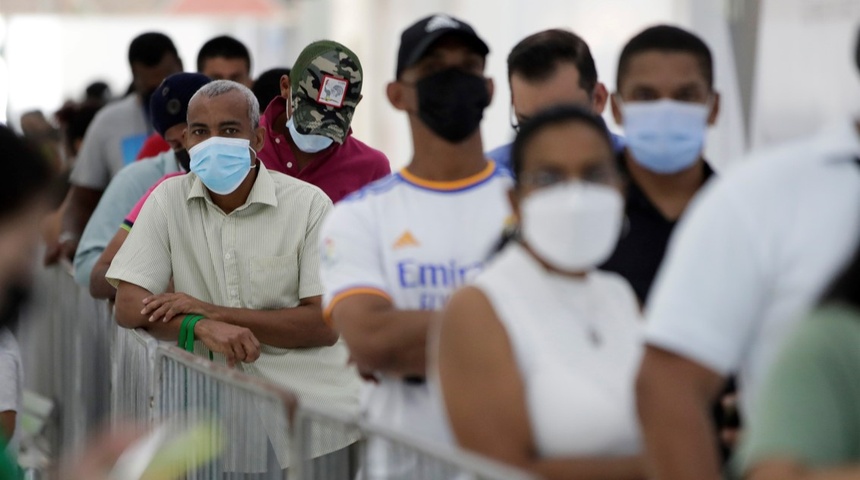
107;80;361;469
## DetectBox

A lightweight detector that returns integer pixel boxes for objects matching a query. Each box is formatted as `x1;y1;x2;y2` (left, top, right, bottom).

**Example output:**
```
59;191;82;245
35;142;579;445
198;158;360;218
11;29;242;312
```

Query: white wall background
751;0;860;148
3;0;856;171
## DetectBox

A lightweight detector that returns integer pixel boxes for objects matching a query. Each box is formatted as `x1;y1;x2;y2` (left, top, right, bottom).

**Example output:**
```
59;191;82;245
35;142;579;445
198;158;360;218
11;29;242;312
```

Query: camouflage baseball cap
290;40;362;144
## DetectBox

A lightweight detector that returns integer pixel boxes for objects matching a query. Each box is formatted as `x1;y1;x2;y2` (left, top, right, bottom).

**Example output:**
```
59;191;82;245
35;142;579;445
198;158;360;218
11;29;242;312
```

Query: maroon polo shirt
258;97;391;203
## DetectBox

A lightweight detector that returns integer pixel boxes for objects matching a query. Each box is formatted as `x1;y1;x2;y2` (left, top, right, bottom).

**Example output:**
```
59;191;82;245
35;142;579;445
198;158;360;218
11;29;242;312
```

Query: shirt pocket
249;254;299;309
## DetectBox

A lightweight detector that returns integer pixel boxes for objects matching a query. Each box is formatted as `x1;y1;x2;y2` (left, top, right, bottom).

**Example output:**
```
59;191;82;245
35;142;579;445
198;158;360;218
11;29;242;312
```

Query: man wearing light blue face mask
601;25;720;306
257;40;390;203
106;80;362;471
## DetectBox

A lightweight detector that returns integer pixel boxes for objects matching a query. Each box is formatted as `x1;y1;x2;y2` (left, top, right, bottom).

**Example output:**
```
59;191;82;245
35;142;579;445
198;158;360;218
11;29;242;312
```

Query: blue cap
149;72;211;137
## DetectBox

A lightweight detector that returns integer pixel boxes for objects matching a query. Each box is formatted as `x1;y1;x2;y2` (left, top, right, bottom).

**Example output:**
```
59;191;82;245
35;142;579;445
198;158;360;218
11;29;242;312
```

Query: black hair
128;32;179;67
197;35;252;73
85;81;111;102
822;231;860;308
511;105;614;185
507;29;597;93
855;26;860;74
56;102;104;156
0;125;54;220
251;67;291;108
617;25;714;90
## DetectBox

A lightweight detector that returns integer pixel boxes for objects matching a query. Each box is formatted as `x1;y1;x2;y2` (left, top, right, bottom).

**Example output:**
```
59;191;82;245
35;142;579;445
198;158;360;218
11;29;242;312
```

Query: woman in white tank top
432;106;646;479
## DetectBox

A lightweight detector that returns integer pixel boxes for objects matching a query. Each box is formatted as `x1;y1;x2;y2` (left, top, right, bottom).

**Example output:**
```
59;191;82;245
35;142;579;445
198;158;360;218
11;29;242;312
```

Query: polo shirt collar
187;161;278;208
618;150;715;218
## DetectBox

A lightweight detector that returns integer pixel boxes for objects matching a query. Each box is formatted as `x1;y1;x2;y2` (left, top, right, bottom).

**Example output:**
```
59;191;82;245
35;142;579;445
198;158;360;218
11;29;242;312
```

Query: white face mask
520;182;624;272
286;117;334;153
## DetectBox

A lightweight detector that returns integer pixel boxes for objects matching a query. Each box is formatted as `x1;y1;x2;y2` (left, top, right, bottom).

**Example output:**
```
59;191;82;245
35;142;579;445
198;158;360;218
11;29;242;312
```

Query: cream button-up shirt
107;164;360;464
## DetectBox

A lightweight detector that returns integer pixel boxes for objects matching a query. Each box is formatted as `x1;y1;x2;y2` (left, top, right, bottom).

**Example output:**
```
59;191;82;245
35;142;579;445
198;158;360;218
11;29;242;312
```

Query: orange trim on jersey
324;287;393;327
398;161;496;191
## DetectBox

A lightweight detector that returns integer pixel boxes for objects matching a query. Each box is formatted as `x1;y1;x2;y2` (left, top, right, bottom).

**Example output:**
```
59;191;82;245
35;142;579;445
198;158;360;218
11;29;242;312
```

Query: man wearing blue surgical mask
106;80;361;471
601;25;720;306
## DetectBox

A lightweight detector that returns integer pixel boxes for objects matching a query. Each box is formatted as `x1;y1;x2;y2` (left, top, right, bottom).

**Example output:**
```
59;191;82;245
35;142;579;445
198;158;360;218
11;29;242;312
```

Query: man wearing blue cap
75;73;212;299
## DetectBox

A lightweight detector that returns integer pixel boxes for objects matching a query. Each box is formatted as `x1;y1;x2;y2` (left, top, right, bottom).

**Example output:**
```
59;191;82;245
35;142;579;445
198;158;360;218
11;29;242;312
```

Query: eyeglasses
519;165;619;190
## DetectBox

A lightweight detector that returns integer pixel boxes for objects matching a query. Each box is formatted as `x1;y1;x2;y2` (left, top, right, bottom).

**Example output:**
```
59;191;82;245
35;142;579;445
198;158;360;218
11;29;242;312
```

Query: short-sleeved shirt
69;94;152;190
320;161;513;447
0;328;22;458
645;119;860;416
105;165;362;457
600;155;715;305
122;171;185;231
736;303;860;473
486;127;625;175
257;97;391;203
73;150;179;288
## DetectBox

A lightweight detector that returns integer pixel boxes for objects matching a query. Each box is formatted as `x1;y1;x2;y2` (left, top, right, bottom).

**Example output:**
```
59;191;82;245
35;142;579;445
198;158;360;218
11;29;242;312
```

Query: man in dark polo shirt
601;25;719;305
258;40;390;203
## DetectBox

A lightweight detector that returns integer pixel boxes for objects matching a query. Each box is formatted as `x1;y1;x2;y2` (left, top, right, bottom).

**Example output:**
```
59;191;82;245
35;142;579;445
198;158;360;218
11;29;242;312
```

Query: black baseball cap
396;14;490;77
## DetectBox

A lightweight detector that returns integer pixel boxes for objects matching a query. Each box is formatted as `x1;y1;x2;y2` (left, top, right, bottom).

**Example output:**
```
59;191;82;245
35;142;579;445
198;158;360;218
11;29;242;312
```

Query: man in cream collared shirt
106;80;360;467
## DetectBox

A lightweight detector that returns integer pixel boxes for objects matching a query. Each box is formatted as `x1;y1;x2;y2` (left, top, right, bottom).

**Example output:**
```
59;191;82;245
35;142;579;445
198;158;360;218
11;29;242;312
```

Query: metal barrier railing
16;262;114;457
292;403;538;480
155;344;296;479
19;264;538;480
112;327;160;423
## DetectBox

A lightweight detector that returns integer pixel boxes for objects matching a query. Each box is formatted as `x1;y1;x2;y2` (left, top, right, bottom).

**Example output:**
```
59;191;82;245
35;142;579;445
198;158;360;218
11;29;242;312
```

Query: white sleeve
319;199;391;313
645;180;768;376
0;334;20;414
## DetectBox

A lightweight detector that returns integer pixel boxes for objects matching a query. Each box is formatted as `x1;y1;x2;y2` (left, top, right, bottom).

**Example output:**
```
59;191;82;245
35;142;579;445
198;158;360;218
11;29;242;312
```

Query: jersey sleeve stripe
324;287;393;326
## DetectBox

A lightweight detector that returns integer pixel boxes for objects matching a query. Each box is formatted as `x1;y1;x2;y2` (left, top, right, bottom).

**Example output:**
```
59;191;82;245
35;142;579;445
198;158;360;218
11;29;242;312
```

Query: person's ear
279;75;291;101
252;126;266;155
610;93;623;126
486;77;495;105
707;92;721;126
591;82;609;115
386;81;407;111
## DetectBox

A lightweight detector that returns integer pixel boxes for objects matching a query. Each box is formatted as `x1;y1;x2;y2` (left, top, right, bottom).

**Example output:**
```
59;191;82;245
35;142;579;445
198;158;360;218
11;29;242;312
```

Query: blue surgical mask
287;117;334;153
621;98;710;174
189;136;256;195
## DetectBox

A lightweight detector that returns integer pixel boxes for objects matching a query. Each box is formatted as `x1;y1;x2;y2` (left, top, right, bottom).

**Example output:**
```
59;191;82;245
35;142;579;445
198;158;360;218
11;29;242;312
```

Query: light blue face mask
189;136;256;195
287;117;334;153
621;98;710;174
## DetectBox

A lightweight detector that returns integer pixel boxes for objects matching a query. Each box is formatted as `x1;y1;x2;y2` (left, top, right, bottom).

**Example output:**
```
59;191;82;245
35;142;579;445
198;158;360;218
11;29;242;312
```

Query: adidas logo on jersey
393;231;420;250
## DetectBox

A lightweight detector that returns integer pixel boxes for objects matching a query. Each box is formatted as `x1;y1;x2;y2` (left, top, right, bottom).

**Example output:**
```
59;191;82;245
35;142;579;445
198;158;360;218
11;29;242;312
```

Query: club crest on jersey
321;237;338;264
317;75;349;108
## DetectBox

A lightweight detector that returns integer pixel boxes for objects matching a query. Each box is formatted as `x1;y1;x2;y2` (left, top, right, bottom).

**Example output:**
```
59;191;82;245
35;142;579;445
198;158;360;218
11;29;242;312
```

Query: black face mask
175;148;191;172
415;68;490;143
0;282;32;332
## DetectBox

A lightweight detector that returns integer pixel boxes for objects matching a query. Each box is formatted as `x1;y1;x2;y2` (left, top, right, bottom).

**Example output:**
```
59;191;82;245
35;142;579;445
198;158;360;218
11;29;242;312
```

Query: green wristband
180;314;205;353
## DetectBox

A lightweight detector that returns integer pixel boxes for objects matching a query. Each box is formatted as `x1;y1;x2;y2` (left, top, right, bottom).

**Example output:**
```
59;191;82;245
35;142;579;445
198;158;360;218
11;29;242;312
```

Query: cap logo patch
316;75;349;108
426;15;460;32
166;98;181;115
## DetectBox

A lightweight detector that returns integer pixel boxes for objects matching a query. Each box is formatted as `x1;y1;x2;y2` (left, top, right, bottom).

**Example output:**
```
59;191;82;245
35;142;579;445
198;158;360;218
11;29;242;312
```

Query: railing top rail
295;402;538;480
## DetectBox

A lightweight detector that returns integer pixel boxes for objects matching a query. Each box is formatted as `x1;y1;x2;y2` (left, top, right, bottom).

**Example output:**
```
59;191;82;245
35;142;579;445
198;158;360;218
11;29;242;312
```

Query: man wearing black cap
74;73;211;299
319;13;512;467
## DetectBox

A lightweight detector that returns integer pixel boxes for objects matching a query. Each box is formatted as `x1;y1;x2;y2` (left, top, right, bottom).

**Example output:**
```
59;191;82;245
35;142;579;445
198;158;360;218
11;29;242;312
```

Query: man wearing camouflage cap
258;40;390;203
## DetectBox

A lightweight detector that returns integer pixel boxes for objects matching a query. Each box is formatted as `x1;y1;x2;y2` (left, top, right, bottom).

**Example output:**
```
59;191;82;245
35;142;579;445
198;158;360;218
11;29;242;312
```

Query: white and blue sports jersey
320;160;512;446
